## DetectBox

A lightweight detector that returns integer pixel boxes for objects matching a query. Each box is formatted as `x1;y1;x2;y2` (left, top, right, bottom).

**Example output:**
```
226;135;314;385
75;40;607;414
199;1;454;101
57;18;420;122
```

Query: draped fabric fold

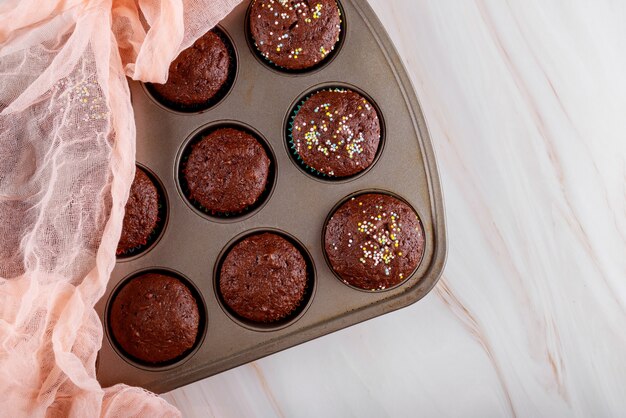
0;0;242;416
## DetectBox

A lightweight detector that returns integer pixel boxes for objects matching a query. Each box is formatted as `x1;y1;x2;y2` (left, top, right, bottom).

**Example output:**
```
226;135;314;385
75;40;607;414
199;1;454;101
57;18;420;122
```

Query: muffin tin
95;0;447;393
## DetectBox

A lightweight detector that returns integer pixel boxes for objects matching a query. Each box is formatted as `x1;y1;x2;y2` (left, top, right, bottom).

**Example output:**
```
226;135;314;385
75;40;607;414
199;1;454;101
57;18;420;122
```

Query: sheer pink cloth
0;0;241;416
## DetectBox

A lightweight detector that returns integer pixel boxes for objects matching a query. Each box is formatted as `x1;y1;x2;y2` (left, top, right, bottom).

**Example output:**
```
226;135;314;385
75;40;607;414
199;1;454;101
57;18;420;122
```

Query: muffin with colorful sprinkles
249;0;342;70
324;193;425;290
290;89;381;178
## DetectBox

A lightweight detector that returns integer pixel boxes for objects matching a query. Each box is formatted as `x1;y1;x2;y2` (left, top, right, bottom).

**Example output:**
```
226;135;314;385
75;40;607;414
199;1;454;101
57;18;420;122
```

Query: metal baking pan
95;0;447;393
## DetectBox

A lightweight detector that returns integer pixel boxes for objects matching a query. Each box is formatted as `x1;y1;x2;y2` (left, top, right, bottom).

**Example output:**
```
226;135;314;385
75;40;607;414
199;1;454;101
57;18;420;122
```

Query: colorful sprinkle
294;89;374;163
313;3;323;19
353;208;404;274
255;0;341;64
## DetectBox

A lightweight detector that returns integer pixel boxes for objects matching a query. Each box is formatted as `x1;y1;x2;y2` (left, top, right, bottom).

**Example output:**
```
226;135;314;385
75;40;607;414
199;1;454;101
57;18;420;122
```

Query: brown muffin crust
117;168;159;254
183;128;271;214
325;193;425;290
250;0;341;70
109;273;200;364
151;30;231;108
220;233;308;323
292;89;380;177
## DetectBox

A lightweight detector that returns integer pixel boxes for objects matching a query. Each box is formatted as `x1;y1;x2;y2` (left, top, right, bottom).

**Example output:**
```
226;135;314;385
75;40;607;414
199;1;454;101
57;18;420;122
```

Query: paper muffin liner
145;26;237;113
246;0;345;74
178;125;275;220
215;230;316;329
116;168;167;259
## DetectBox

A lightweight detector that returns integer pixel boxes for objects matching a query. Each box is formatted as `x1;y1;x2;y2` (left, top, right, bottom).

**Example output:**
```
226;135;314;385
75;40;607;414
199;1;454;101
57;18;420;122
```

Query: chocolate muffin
219;233;308;323
291;89;380;177
117;168;160;254
109;273;201;364
183;128;271;214
150;30;231;109
249;0;342;70
325;193;425;290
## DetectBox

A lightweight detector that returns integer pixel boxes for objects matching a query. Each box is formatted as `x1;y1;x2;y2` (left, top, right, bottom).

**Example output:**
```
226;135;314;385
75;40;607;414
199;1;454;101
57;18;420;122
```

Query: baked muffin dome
150;30;231;109
249;0;342;70
109;273;201;364
183;127;271;214
117;167;160;255
325;193;425;290
291;89;380;177
219;233;308;323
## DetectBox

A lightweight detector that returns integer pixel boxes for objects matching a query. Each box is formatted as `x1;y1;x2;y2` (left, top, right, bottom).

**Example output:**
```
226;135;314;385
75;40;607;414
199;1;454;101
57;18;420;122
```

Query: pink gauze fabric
0;0;242;416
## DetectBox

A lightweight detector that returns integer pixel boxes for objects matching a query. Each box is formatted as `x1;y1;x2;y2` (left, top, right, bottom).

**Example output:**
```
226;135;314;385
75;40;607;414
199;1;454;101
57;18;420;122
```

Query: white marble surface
162;1;626;416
